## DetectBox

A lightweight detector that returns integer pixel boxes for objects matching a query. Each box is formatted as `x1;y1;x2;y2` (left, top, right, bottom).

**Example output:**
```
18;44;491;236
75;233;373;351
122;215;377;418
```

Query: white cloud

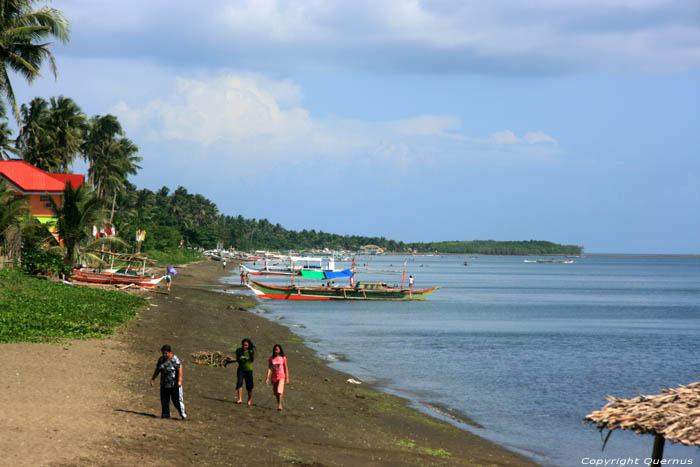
523;131;558;144
114;74;312;145
475;130;558;145
113;73;559;168
388;116;461;136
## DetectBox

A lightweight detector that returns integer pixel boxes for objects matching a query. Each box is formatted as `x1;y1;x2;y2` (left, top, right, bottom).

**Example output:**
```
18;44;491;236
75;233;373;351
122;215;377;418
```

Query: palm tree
16;96;86;172
0;179;29;264
0;0;69;123
0;103;17;159
49;183;104;268
105;137;141;222
47;96;87;171
16;97;59;171
87;136;141;221
82;114;123;189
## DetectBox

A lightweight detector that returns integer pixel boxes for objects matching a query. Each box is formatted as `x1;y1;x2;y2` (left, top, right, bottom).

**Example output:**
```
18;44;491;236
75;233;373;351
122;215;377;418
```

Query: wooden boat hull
247;280;440;301
72;269;165;287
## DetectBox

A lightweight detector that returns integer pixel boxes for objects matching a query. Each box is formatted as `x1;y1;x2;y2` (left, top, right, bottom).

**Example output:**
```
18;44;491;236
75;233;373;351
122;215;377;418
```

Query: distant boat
241;256;347;277
524;259;574;264
246;257;440;300
247;280;440;301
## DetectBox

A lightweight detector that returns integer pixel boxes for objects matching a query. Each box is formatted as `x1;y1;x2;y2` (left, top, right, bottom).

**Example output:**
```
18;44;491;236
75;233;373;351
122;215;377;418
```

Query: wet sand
2;260;538;466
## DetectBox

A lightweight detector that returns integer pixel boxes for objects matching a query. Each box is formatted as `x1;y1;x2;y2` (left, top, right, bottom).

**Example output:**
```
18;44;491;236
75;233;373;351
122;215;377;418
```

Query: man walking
151;344;187;420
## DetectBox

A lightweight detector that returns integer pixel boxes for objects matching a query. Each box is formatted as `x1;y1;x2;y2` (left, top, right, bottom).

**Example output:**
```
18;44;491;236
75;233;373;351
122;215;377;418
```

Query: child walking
150;344;187;420
266;344;289;411
230;338;256;405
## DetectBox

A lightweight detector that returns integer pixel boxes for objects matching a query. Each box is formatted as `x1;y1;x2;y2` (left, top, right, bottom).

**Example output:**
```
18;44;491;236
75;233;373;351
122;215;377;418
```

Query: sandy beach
1;260;537;466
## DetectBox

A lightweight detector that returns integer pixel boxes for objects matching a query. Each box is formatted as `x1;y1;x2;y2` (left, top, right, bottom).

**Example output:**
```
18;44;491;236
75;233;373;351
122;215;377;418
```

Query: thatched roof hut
584;381;700;462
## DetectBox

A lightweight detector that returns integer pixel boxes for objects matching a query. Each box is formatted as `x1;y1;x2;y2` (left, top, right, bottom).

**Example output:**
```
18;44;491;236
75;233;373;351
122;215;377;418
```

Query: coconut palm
0;103;17;159
49;183;104;267
88;136;142;220
0;0;69;123
47;96;87;171
82;114;123;188
16;96;86;172
82;116;142;221
16;96;59;171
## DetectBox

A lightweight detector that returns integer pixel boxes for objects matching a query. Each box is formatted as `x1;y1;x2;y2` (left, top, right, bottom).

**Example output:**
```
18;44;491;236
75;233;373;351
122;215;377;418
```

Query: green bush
0;268;145;343
21;248;70;277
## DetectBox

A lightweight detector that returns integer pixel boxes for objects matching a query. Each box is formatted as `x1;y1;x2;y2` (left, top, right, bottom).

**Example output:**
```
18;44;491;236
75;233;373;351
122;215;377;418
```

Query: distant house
360;244;384;255
0;160;84;232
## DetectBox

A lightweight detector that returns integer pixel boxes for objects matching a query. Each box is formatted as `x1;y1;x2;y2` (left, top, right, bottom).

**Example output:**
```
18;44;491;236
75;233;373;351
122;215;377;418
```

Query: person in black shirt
151;344;187;420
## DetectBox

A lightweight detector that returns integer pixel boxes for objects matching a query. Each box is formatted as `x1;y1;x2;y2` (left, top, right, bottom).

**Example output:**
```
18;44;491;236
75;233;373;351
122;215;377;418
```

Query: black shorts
236;368;254;391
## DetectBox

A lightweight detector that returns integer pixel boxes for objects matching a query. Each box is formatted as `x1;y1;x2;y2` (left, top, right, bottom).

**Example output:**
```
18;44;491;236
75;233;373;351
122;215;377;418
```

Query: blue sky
12;0;700;253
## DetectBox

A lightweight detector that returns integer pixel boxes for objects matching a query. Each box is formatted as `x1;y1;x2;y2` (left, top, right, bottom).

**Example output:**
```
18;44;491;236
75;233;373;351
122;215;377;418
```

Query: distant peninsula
402;240;583;256
109;184;583;256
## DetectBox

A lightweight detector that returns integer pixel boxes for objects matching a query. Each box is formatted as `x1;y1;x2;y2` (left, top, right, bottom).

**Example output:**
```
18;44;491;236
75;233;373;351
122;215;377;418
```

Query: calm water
224;255;700;466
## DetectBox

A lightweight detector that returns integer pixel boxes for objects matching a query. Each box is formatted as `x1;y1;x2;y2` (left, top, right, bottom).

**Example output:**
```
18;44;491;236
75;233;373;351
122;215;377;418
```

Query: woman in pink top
266;344;289;411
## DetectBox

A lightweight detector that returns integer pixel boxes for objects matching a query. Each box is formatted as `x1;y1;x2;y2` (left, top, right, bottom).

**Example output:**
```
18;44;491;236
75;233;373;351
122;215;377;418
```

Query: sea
222;255;700;466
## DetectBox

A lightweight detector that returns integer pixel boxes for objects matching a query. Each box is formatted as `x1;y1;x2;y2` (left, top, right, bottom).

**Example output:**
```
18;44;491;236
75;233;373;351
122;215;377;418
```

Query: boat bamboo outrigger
241;256;348;277
246;258;440;301
71;253;165;287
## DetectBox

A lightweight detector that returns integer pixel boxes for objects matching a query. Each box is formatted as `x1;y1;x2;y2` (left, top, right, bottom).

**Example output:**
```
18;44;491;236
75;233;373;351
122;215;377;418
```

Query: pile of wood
191;350;235;367
584;381;700;446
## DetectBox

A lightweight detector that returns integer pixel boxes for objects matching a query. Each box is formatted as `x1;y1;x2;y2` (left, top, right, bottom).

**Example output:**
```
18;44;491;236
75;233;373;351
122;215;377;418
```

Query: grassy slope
0;268;145;343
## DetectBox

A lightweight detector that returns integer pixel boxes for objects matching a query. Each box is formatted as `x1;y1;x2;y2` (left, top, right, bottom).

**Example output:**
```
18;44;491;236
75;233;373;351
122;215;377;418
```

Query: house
0;160;84;230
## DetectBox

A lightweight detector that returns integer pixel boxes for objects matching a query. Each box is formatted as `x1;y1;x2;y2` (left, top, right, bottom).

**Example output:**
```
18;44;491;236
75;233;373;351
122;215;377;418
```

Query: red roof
49;173;84;189
0;160;83;192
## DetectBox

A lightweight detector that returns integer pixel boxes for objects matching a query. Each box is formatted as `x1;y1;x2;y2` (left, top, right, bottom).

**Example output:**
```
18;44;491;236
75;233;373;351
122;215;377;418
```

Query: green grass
145;249;203;265
419;447;451;458
0;268;145;343
393;439;416;448
393;439;451;459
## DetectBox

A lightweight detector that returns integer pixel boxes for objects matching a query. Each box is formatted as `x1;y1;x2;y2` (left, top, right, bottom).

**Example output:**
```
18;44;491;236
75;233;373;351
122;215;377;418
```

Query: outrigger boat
71;269;165;287
241;256;347;277
246;258;440;301
72;253;165;287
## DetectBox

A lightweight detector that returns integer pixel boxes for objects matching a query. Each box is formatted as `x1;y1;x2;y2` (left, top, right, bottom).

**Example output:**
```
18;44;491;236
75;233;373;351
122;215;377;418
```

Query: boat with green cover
247;280;440;301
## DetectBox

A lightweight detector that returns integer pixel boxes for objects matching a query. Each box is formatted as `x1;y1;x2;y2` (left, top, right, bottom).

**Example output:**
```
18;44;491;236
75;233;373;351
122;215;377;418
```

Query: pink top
269;356;287;382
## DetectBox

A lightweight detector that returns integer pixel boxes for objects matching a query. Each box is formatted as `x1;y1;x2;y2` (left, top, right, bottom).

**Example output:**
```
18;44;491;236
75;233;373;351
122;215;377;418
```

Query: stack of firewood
191;350;235;367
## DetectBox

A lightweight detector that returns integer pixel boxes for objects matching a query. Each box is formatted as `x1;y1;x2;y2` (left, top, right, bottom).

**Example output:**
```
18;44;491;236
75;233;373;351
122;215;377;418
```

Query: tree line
111;183;583;255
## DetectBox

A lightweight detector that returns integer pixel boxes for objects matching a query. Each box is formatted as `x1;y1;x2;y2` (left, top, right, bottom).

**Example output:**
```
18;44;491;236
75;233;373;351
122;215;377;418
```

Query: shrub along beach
0;268;144;343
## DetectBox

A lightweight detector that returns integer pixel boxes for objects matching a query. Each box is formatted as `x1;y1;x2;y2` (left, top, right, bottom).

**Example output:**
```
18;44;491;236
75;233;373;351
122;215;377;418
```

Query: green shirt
236;348;254;372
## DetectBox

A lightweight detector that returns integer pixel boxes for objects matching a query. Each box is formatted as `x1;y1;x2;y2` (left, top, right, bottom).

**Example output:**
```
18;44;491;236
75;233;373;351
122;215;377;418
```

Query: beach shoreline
3;259;538;466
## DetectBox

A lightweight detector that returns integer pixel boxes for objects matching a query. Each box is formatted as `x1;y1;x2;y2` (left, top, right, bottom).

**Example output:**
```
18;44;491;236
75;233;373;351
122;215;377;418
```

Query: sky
12;0;700;253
